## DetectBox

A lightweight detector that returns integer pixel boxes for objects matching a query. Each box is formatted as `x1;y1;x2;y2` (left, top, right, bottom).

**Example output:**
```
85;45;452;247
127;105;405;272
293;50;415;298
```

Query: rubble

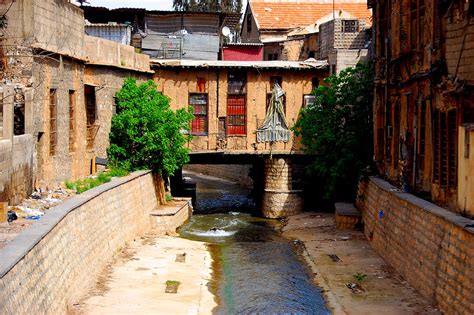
0;185;76;249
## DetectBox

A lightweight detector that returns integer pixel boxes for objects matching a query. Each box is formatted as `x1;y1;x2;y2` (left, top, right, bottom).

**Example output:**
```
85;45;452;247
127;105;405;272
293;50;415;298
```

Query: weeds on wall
293;64;374;202
65;167;129;194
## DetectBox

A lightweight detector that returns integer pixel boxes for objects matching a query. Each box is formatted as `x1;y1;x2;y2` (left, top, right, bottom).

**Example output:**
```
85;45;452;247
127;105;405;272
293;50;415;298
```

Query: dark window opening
433;109;457;188
14;88;25;136
311;77;319;91
85;85;97;151
69;90;76;153
267;53;278;61
342;20;359;33
418;101;426;171
308;51;315;58
246;13;252;33
49;89;57;156
189;93;208;134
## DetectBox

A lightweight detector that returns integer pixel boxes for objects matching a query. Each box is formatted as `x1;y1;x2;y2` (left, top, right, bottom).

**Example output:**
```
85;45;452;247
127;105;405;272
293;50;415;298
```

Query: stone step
149;198;192;234
335;202;361;230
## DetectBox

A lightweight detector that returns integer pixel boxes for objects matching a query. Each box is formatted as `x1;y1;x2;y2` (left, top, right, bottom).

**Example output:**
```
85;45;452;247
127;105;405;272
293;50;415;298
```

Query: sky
73;0;247;12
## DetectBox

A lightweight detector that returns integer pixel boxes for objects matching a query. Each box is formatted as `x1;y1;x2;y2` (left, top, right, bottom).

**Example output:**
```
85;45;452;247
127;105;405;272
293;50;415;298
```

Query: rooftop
248;0;371;30
150;59;328;70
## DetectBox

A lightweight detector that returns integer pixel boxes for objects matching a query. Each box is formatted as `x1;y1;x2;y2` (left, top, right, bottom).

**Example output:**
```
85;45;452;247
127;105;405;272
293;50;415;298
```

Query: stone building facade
0;0;152;204
371;0;474;217
318;18;369;74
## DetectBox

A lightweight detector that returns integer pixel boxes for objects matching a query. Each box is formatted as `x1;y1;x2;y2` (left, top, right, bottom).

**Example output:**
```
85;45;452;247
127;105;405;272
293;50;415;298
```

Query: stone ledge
264;189;304;194
368;177;474;234
0;170;152;278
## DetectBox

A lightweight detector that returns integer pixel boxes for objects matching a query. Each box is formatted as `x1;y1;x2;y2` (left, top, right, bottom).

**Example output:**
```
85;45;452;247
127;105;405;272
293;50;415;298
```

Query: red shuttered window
227;72;246;135
189;93;208;134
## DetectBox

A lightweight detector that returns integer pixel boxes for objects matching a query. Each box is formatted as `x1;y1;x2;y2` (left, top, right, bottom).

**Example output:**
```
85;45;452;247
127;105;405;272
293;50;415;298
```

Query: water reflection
179;171;330;314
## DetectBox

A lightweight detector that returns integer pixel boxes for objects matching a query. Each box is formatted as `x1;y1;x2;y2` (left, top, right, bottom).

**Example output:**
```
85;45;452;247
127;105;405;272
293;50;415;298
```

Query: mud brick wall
184;164;253;187
357;177;474;314
0;135;35;205
0;171;160;314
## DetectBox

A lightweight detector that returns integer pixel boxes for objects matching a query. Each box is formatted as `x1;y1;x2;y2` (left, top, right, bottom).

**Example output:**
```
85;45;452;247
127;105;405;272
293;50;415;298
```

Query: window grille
49;89;57;156
189;93;208;134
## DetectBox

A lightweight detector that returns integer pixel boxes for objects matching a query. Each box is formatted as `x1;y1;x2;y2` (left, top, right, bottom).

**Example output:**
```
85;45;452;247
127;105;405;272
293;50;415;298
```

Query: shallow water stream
179;172;330;314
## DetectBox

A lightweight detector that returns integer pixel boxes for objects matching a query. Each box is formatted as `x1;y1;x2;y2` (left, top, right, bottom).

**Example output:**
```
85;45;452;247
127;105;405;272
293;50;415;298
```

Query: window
267;76;285;113
189;93;208;134
0;91;3;139
14;88;25;136
49;89;57;156
85;85;97;151
342;20;359;33
303;95;315;107
433;109;457;188
311;77;319;91
227;72;246;135
69;90;75;153
196;77;206;93
246;13;252;33
267;53;278;61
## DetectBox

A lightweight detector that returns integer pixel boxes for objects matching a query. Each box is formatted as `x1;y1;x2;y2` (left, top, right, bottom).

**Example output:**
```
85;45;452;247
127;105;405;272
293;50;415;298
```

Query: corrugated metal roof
225;42;264;47
150;59;328;69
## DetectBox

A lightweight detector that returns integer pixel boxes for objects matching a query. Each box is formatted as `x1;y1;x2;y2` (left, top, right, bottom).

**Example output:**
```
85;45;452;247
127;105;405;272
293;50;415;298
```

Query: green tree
107;78;193;177
173;0;241;12
293;64;374;202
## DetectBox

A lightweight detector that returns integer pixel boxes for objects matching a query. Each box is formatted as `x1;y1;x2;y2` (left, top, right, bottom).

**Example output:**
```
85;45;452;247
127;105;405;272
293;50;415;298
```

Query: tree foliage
173;0;242;13
107;79;193;177
293;64;374;202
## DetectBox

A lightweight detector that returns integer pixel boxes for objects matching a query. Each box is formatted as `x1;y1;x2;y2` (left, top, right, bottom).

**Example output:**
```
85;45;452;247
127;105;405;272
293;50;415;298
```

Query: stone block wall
184;164;253;187
0;171;161;314
357;177;474;314
262;157;303;218
445;9;474;81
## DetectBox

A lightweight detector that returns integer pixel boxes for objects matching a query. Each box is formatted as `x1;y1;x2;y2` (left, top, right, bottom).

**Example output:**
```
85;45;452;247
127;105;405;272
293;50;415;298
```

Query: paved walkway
73;235;216;315
282;213;440;315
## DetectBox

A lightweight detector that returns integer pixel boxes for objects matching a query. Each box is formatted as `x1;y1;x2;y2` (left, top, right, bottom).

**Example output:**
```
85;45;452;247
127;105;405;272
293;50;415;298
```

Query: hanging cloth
256;83;291;143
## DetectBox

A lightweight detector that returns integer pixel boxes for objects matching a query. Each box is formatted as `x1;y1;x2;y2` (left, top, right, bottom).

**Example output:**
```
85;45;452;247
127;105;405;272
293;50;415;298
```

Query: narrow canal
179;171;330;314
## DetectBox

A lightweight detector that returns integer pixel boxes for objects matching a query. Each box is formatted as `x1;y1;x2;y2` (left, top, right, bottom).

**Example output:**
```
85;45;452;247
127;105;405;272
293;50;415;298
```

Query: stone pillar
262;157;303;218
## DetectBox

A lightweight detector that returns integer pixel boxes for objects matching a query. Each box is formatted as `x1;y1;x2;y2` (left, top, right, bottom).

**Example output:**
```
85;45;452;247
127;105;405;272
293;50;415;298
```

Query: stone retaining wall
0;171;160;314
357;177;474;314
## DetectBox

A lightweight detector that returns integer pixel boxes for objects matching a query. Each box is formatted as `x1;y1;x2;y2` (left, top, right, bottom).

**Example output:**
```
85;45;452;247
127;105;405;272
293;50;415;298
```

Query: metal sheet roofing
150;59;328;69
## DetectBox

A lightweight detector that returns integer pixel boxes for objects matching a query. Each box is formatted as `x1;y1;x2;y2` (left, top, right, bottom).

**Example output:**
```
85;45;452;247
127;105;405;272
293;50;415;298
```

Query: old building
82;7;240;60
371;0;474;216
151;59;327;217
0;0;152;204
356;1;474;313
240;0;371;61
318;17;370;74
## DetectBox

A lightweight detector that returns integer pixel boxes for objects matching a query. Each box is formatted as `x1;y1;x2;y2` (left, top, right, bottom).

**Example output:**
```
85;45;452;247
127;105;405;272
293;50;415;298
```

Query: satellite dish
221;26;231;37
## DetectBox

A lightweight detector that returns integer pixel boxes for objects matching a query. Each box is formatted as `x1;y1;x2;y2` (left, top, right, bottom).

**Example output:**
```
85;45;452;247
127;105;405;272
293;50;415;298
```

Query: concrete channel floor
282;213;441;315
73;235;216;315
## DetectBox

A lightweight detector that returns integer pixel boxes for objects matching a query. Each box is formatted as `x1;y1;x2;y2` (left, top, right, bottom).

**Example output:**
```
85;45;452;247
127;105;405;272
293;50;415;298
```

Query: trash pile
8;186;75;221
